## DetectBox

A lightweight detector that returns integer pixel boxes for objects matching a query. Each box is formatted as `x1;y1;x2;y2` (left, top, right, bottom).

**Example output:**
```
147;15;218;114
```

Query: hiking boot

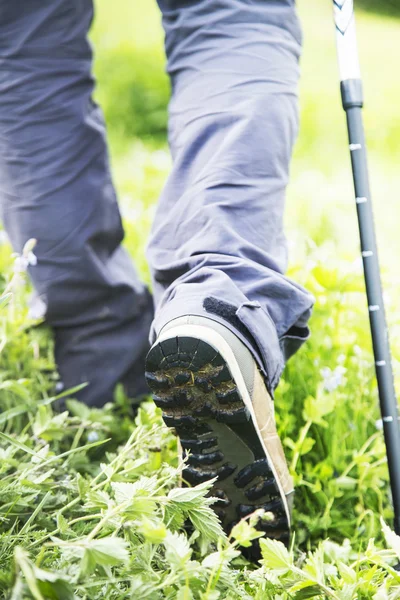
145;315;293;559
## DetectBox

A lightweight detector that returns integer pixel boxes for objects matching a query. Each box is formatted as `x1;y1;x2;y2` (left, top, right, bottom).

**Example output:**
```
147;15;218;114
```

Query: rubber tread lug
210;365;231;384
178;337;200;355
238;498;284;519
180;437;218;451
175;372;191;385
215;389;240;404
161;337;179;356
163;415;198;428
245;478;280;501
145;345;164;371
187;451;224;466
217;407;249;424
234;459;273;488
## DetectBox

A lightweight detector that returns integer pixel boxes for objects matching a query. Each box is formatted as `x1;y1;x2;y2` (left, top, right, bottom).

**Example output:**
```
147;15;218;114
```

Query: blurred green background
91;0;400;303
0;0;399;553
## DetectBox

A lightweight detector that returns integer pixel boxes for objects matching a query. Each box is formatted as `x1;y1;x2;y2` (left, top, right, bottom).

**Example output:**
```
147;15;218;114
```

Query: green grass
1;0;400;597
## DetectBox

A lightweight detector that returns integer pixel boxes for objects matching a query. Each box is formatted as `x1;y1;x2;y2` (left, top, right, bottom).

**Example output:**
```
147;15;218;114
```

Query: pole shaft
334;0;400;535
343;91;400;535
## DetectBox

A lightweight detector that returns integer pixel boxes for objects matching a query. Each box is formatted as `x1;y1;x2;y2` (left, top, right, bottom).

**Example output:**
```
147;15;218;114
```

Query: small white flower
320;365;347;392
320;367;332;380
28;295;47;320
87;431;99;443
375;419;383;430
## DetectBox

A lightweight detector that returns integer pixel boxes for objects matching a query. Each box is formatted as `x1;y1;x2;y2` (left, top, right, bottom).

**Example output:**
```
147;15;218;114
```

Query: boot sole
145;327;290;560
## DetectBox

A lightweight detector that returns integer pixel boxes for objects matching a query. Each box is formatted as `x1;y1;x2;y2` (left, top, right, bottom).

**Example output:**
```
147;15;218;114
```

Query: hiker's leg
0;0;153;407
148;0;314;391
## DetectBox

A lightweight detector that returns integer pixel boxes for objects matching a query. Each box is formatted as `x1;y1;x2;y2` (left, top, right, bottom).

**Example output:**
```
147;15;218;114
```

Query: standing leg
148;0;314;392
0;0;153;407
145;0;314;555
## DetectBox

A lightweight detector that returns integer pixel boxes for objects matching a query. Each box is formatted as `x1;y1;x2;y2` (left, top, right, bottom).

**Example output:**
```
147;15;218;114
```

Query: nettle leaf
260;538;292;573
80;536;129;575
163;531;192;567
337;561;357;584
56;513;69;535
32;408;69;442
111;476;158;504
66;399;91;420
112;477;159;519
288;581;323;598
167;478;217;504
34;568;75;600
76;473;90;498
14;548;74;600
202;547;240;569
188;506;225;543
323;539;352;564
85;489;112;510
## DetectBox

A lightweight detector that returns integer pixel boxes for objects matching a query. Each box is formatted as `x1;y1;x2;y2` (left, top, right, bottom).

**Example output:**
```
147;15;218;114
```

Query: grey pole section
333;0;400;534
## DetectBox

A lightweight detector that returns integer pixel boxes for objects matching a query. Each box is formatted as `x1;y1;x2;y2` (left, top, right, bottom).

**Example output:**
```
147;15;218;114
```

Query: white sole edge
157;323;291;526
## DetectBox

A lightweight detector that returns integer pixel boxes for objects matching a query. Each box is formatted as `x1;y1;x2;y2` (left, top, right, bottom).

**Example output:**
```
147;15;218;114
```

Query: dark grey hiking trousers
0;0;314;407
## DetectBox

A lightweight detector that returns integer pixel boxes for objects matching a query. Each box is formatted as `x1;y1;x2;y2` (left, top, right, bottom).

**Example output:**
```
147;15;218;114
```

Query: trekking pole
333;0;400;535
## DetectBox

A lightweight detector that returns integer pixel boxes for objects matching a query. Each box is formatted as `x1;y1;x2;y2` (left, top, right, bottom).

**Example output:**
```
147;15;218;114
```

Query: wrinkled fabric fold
0;0;153;406
149;0;314;390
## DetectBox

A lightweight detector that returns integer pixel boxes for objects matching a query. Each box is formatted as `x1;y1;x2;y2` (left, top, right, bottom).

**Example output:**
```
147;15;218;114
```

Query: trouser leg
0;0;153;406
148;0;314;392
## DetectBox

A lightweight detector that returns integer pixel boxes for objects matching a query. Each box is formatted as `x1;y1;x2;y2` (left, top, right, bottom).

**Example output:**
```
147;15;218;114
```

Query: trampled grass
1;0;400;597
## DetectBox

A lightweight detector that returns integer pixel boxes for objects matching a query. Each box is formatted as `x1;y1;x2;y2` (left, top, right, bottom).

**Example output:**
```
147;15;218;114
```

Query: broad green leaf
167;478;217;504
34;568;74;600
66;398;91;420
288;581;323;598
260;538;292;572
112;476;158;504
163;531;192;567
188;506;225;543
80;537;129;575
337;561;357;584
56;513;69;535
